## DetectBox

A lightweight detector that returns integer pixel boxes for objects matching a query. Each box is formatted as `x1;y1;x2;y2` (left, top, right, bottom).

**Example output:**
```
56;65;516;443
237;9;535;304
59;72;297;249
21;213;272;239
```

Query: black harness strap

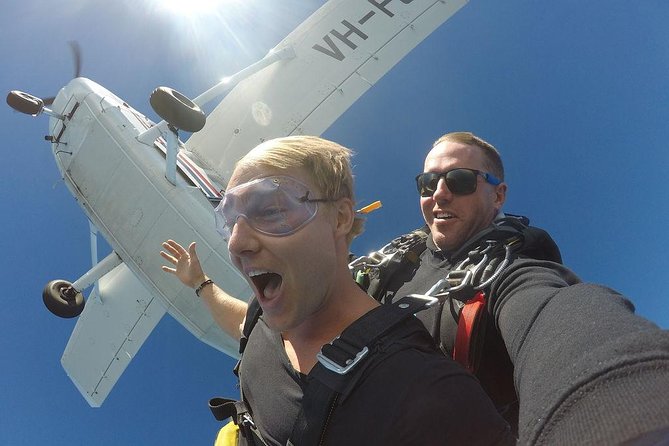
213;298;265;446
233;297;263;378
213;295;437;446
239;298;263;356
288;295;437;446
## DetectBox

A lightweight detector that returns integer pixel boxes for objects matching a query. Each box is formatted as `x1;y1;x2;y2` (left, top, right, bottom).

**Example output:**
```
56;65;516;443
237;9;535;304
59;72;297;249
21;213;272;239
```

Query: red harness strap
452;291;486;372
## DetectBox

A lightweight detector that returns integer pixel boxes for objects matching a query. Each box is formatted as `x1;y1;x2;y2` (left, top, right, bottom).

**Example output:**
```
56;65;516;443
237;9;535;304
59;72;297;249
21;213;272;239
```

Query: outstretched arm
161;240;248;341
490;259;669;444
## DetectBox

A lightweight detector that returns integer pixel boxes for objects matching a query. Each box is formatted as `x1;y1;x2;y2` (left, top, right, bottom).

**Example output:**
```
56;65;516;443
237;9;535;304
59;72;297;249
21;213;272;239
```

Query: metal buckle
401;294;439;309
241;413;256;428
426;270;474;297
316;344;369;375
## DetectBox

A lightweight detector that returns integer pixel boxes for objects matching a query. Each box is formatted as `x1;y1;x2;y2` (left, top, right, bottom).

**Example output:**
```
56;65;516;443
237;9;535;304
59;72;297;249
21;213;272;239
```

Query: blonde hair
433;132;504;181
236;135;364;244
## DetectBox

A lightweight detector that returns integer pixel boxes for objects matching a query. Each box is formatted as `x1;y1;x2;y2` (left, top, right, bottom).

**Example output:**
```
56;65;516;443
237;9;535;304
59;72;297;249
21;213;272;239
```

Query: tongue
263;273;282;300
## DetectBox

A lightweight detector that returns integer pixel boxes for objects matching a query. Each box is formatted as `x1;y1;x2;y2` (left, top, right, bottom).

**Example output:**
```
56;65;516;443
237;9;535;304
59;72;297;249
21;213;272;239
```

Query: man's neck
282;279;379;374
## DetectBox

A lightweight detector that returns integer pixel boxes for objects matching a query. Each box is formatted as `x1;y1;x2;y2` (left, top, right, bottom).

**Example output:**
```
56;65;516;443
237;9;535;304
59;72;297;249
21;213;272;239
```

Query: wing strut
193;46;296;108
71;251;122;294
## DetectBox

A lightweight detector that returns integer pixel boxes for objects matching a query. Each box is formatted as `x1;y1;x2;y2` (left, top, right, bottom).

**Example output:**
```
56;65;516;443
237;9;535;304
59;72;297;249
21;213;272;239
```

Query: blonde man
161;136;512;445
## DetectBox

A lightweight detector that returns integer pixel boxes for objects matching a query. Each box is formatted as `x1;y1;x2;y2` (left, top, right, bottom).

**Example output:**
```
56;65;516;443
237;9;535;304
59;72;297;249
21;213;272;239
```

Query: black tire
6;91;44;116
42;280;85;318
149;87;206;133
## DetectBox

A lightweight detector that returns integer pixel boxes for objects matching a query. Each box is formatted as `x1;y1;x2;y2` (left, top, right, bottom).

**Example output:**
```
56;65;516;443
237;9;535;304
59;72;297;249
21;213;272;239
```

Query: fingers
160;240;201;280
160;250;177;265
162;239;187;256
188;242;199;260
161;265;176;274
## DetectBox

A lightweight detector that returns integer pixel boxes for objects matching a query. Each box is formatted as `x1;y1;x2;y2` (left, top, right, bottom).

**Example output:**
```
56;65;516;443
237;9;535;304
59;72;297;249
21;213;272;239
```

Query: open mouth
250;272;283;300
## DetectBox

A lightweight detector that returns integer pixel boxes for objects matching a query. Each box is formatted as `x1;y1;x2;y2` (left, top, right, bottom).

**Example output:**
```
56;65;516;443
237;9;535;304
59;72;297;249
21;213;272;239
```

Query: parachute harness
350;230;523;373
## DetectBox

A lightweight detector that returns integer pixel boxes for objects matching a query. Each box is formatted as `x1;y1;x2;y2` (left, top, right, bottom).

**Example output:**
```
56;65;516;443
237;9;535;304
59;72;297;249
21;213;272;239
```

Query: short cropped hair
433;132;505;181
236;135;364;244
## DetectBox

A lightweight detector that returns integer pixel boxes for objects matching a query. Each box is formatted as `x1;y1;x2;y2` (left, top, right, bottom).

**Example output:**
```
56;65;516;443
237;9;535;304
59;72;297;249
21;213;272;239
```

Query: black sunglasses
415;168;501;197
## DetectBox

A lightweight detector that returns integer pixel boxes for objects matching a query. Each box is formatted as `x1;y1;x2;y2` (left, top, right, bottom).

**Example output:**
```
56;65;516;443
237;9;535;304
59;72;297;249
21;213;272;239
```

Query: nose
227;216;261;257
431;177;453;202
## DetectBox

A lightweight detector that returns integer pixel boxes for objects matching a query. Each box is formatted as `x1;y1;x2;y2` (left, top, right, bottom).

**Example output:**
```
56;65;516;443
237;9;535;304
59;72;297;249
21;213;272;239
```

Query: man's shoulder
447;213;563;263
334;324;513;445
361;316;470;381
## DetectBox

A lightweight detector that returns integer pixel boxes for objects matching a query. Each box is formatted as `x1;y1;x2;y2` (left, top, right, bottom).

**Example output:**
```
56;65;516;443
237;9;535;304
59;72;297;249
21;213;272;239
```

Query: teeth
436;212;454;219
248;269;272;277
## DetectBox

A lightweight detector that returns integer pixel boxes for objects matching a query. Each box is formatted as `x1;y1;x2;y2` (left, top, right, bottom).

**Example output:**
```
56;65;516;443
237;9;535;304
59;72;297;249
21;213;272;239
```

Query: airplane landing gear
7;91;44;116
6;90;65;120
149;87;206;133
42;280;85;318
41;252;123;319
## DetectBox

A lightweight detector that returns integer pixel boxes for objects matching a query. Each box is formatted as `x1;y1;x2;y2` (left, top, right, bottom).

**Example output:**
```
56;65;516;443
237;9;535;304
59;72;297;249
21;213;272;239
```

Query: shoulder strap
288;295;437;446
232;297;263;378
450;214;562;265
434;229;521;372
210;299;267;445
239;298;262;355
436;216;562;372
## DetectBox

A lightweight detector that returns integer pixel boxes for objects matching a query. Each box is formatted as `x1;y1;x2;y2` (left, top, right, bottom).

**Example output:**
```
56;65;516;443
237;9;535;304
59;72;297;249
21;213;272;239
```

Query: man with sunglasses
161;136;513;445
354;131;669;445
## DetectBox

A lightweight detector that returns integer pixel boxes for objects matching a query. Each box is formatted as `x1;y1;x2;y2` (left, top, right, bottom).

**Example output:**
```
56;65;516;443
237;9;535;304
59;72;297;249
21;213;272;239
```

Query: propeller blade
68;41;82;78
42;42;81;106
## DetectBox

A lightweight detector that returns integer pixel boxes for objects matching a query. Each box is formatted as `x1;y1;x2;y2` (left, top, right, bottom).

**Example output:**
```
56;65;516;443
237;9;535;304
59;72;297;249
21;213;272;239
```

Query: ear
493;182;507;212
332;198;355;238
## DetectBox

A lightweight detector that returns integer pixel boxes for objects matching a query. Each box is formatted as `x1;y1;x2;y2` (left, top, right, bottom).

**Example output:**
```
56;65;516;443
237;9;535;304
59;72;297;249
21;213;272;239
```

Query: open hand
160;240;206;289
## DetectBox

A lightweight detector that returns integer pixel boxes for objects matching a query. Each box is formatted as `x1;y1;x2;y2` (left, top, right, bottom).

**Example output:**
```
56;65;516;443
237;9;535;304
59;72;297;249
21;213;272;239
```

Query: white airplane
7;0;468;407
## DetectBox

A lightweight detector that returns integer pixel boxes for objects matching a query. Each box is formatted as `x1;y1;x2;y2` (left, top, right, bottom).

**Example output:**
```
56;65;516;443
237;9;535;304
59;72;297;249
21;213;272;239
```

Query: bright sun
154;0;236;16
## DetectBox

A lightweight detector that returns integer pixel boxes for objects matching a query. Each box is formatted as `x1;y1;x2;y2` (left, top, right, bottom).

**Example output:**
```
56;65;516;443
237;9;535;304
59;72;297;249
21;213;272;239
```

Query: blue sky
2;1;668;444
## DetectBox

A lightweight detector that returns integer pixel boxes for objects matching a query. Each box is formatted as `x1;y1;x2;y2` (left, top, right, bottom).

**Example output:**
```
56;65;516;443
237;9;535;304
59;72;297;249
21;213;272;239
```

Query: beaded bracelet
195;279;214;297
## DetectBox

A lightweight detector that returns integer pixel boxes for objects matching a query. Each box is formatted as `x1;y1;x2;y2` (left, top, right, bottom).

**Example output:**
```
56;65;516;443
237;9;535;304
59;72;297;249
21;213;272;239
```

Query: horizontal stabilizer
61;263;166;407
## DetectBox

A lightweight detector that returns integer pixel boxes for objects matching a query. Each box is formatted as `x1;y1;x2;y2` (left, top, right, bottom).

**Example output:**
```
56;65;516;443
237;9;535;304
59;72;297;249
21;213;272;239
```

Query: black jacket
382;220;669;444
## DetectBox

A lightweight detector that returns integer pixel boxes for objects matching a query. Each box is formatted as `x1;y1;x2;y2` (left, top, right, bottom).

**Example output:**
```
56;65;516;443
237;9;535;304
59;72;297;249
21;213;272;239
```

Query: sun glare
156;0;237;16
137;0;301;85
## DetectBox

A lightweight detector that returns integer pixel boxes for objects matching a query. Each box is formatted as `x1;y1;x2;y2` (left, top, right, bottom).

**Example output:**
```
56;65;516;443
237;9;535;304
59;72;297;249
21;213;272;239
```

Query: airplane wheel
6;90;44;116
149;87;206;133
42;280;85;318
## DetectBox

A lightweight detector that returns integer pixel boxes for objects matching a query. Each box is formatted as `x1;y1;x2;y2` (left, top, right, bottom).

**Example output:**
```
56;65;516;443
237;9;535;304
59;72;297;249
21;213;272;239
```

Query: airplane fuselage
50;78;250;356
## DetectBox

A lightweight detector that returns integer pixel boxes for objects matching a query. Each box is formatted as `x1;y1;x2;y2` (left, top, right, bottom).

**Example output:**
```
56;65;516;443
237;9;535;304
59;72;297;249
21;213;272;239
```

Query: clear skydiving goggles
214;176;334;241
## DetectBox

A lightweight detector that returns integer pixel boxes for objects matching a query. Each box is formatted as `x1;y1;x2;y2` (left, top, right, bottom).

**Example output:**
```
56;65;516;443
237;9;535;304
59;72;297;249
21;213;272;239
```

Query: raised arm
160;240;248;341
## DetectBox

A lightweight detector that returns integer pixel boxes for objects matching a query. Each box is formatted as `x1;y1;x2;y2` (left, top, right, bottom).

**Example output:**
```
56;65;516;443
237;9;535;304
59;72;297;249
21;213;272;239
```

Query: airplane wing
186;0;469;182
61;263;166;407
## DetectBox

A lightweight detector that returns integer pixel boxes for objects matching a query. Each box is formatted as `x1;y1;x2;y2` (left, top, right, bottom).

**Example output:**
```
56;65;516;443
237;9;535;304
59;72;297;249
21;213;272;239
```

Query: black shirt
239;315;513;445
